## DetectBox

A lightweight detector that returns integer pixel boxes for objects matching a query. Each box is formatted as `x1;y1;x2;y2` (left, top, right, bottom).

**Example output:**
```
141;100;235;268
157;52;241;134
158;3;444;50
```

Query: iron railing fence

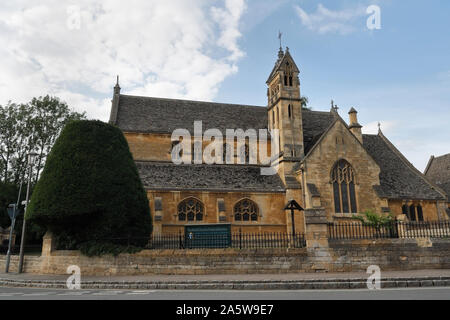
328;220;450;240
152;232;306;249
57;232;307;251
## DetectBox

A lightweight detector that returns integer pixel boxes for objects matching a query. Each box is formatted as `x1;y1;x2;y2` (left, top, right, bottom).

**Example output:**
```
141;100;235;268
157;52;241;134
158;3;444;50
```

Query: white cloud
362;121;396;135
0;0;247;120
294;3;367;35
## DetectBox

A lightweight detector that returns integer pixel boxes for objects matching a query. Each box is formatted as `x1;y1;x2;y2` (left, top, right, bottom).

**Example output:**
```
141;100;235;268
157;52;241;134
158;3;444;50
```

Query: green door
184;224;231;249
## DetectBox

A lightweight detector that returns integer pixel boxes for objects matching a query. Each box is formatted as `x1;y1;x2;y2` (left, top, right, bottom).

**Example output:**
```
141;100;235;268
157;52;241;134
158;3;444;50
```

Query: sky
0;0;449;171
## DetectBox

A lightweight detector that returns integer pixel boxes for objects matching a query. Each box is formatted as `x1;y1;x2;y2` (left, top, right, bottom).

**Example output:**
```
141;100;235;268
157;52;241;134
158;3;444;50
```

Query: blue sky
0;0;449;171
217;0;450;171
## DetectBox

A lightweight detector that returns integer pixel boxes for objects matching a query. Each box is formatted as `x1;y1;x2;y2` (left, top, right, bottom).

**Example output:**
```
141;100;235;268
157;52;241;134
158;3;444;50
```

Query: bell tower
266;46;305;186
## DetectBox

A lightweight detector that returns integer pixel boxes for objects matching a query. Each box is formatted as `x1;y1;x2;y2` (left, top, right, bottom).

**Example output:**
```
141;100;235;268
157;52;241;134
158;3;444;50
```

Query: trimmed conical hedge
26;120;152;255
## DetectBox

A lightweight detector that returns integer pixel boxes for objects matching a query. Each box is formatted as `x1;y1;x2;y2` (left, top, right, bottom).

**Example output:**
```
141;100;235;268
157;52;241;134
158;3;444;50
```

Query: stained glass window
234;199;258;222
331;160;358;214
178;198;204;222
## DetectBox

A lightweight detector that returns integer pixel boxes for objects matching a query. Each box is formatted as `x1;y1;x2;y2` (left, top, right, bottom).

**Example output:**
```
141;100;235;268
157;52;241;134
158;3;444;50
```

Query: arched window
417;205;424;222
288;104;292;119
222;143;231;164
409;204;417;221
234;199;258;222
331;160;357;214
402;204;408;216
285;62;293;87
192;142;202;163
178;198;204;222
239;143;249;164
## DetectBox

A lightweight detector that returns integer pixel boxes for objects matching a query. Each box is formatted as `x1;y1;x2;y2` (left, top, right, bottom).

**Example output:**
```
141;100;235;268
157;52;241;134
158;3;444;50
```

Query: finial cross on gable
331;99;339;112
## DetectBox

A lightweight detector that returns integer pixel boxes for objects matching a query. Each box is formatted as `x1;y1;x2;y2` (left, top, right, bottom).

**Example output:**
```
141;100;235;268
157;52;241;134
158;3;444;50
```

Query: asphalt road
0;286;449;300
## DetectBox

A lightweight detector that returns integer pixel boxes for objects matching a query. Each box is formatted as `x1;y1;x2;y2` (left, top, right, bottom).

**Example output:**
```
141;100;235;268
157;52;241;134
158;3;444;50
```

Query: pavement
1;269;450;290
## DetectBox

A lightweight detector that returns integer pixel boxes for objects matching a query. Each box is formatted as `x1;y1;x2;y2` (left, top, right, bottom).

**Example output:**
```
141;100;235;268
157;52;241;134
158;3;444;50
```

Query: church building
109;47;449;235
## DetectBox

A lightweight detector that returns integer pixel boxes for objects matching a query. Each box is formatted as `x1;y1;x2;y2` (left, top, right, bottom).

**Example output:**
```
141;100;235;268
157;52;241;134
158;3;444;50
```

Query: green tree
0;96;86;185
26;120;152;256
300;96;311;110
0;182;19;229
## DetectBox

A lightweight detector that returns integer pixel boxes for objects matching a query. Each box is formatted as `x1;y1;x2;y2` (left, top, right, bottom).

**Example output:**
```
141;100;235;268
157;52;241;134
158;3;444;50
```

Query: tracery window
178;198;204;222
331;160;357;214
403;204;424;222
234;199;258;222
222;143;231;163
238;143;250;164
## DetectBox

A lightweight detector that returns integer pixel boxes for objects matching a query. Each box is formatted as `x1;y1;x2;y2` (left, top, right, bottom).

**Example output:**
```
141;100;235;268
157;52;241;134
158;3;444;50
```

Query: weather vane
278;31;283;49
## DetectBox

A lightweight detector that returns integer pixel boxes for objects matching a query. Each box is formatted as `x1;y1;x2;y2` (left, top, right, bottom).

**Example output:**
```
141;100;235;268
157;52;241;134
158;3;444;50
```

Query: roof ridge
303;109;332;115
134;160;271;169
119;94;266;109
434;153;450;159
424;155;435;176
362;133;378;137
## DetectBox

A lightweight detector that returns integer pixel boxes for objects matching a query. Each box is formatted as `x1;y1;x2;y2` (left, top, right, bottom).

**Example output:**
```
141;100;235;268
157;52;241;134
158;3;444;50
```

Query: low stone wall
2;238;450;276
1;248;309;276
327;238;450;272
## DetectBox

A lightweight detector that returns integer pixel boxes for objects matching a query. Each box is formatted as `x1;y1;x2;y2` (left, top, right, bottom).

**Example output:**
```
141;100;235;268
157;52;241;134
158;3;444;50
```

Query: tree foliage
0;96;86;185
26;120;152;256
300;96;311;110
353;210;395;230
0;182;19;229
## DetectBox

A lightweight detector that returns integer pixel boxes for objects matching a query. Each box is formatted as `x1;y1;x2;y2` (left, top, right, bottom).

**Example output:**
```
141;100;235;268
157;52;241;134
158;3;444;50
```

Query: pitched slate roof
424;153;450;198
114;95;268;134
135;161;285;192
113;94;335;150
302;111;335;154
363;134;446;201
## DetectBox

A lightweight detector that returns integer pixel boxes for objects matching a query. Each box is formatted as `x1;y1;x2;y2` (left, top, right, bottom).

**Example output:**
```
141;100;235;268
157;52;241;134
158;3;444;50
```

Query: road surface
0;286;449;300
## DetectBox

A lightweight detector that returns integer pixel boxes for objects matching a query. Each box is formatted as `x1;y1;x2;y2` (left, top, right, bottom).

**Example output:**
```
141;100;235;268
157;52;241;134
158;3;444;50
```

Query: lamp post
284;200;304;247
18;152;38;274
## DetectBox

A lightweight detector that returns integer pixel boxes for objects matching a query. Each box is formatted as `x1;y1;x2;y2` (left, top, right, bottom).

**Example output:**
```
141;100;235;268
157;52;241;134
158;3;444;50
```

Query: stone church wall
302;120;387;220
388;200;441;221
147;190;303;234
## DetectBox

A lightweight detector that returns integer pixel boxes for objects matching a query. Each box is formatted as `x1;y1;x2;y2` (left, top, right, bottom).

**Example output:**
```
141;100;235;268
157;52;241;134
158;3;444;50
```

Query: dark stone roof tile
136;161;285;192
363;134;445;201
115;95;267;134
